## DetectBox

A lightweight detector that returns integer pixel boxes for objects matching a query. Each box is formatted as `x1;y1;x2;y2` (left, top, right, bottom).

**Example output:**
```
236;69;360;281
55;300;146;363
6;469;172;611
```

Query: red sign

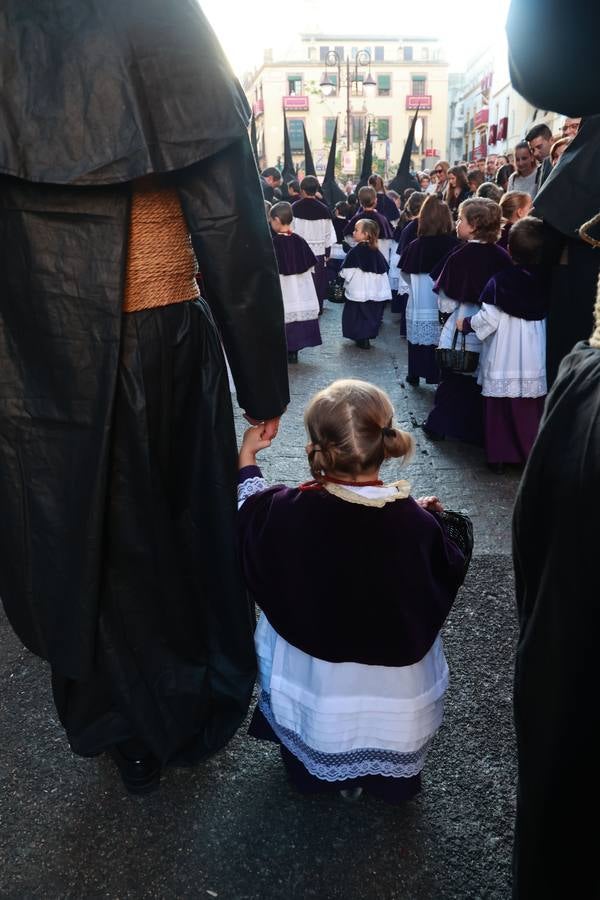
497;117;508;141
283;96;309;111
405;95;432;110
488;124;498;145
425;148;440;157
252;99;264;116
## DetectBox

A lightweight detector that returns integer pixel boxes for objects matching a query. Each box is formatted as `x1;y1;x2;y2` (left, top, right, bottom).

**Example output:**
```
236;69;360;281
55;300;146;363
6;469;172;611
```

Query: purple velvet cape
399;234;460;275
341;243;389;274
479;265;548;320
272;232;317;276
433;241;512;303
291;197;333;221
343;209;394;240
238;474;466;666
396;218;418;254
376;193;400;222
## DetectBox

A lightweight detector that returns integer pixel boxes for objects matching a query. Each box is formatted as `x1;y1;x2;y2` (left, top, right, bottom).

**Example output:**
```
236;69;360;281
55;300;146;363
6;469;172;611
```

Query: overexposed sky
201;0;512;76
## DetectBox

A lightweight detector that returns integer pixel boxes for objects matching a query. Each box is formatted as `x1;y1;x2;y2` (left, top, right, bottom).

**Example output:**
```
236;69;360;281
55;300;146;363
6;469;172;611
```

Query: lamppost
319;50;377;154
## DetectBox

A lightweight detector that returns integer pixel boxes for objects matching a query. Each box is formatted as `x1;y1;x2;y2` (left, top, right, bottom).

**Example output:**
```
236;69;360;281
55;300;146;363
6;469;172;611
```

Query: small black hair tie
382;427;396;438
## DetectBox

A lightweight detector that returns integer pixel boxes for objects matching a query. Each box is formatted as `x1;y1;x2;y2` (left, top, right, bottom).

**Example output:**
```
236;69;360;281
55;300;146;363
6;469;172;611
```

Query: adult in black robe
0;0;289;780
507;0;600;385
508;2;600;894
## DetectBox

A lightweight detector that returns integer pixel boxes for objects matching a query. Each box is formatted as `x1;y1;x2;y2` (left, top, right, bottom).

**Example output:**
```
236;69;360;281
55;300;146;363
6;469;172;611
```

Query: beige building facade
244;34;449;182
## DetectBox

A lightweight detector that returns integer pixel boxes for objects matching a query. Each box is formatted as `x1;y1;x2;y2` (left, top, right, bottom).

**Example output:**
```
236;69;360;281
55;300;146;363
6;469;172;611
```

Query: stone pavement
238;302;521;554
1;303;521;899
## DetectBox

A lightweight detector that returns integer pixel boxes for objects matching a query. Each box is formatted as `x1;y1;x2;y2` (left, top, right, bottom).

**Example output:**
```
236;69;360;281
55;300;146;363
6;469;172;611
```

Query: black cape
512;342;600;898
0;1;289;703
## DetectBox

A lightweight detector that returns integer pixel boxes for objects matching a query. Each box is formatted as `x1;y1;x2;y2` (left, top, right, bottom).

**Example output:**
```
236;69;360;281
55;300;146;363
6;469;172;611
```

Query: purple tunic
343;209;394;240
483;397;545;464
238;478;466;667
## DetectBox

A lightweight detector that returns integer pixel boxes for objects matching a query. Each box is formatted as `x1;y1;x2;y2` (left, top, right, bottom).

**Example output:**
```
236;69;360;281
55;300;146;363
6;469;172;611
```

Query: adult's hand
243;414;282;441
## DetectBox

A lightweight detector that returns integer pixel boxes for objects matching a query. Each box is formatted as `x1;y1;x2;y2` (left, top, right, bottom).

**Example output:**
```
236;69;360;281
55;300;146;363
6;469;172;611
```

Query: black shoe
287;350;299;364
421;422;445;441
406;375;419;386
355;338;371;349
109;744;161;795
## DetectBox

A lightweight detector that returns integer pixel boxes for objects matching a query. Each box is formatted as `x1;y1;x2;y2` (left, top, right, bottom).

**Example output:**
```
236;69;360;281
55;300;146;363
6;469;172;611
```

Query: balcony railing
406;94;432;110
283;95;309;111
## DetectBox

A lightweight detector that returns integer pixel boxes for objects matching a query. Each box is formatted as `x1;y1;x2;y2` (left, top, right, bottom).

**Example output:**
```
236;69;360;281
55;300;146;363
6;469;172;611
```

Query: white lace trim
237;476;269;509
285;310;319;323
480;377;547;398
258;691;431;780
406;320;441;346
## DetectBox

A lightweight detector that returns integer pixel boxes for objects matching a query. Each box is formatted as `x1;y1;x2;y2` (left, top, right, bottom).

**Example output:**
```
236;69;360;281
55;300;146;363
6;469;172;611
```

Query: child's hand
456;318;464;332
416;495;444;513
239;425;274;468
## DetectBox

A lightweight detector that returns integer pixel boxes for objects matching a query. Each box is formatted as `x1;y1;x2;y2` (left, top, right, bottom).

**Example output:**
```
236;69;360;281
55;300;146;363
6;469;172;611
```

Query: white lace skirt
255;613;448;781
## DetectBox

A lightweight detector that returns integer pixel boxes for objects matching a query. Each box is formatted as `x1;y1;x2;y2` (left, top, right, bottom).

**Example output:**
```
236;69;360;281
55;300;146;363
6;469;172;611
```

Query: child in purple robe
291;176;337;312
343;186;395;267
339;219;391;349
457;216;547;469
423;198;512;445
497;191;532;250
399;195;459;386
391;191;427;330
237;379;470;804
270;202;322;364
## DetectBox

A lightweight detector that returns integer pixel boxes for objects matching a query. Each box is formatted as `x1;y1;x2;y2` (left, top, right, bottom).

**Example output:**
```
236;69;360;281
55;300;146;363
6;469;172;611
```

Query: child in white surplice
237;379;470;803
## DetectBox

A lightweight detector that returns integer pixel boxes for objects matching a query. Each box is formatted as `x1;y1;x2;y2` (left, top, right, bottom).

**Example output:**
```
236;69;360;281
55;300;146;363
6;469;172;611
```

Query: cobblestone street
240;301;521;554
1;301;521;899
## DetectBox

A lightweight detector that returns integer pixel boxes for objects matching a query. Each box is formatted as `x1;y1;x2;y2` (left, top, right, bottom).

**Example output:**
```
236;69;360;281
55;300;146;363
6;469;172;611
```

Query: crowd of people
261;119;582;471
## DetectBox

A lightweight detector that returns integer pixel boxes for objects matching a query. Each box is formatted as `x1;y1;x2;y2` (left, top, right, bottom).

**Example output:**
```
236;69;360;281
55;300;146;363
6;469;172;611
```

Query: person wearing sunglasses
433;161;449;195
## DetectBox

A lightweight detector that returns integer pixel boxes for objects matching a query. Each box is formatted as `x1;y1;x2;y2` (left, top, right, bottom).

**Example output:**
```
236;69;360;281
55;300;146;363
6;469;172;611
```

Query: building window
375;45;385;61
287;75;302;96
352;116;365;143
351;72;364;96
377;74;391;97
411;75;427;96
324;118;337;142
403;46;413;61
334;45;344;60
288;119;304;152
375;118;390;141
351;47;358;61
319;46;330;62
308;47;316;61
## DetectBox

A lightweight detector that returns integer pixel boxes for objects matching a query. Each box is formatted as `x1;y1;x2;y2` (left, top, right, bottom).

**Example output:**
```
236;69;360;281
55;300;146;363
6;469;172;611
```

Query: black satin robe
0;0;289;762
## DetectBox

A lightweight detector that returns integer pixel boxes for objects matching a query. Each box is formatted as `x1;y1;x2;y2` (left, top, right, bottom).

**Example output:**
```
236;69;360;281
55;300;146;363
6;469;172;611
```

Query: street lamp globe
320;75;335;97
363;73;377;98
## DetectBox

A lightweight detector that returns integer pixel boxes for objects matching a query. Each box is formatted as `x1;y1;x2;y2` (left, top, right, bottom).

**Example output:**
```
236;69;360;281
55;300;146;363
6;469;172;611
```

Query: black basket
327;275;346;304
435;328;479;374
438;509;474;572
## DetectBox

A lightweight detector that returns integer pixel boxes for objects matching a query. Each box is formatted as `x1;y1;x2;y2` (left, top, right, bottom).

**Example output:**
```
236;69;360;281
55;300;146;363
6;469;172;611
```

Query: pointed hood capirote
387;108;421;195
321;119;346;208
357;122;373;190
281;108;297;188
0;0;252;185
302;123;317;177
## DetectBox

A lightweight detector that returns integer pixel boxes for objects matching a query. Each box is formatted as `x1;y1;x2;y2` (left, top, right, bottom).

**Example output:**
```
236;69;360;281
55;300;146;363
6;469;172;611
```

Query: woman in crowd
444;166;470;219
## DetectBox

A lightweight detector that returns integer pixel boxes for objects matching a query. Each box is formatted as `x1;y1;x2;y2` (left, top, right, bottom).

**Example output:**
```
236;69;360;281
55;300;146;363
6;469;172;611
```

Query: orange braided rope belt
123;178;200;312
